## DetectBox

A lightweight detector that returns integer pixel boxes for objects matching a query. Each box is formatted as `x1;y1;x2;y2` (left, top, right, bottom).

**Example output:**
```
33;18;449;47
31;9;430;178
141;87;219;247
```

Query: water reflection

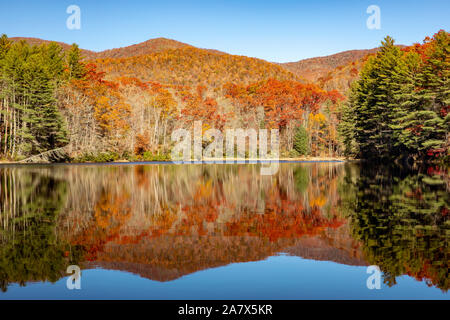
0;162;448;295
0;170;83;291
340;164;449;292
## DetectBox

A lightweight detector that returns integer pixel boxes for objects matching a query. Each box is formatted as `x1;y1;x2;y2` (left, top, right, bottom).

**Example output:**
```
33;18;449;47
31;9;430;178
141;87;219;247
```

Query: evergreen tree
338;84;359;157
340;164;449;291
293;125;310;156
351;36;404;159
348;31;449;161
67;43;85;79
45;42;65;80
392;31;449;158
0;39;68;158
23;51;68;153
0;34;11;61
417;30;450;114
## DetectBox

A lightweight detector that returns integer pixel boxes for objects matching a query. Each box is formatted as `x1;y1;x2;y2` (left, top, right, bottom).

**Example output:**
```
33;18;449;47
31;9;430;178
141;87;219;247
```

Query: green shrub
289;149;300;158
73;152;120;163
141;151;171;161
293;126;310;156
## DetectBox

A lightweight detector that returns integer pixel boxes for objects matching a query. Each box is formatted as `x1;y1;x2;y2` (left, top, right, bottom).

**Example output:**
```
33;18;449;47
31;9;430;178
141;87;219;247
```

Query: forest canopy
0;31;448;163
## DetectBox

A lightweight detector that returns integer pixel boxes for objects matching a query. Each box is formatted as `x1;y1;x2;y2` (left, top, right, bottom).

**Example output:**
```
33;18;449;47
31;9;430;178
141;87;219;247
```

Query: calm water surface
0;162;448;299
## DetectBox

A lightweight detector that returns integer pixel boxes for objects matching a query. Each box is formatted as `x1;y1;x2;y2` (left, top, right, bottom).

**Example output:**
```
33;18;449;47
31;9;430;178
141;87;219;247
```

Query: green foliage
0;34;11;60
351;36;404;158
0;35;72;159
72;150;173;163
141;151;171;161
73;151;120;163
67;43;85;79
338;97;359;157
0;170;83;292
293;166;309;193
347;31;449;161
72;150;172;163
392;111;446;152
293;125;310;156
289;149;300;157
340;164;449;291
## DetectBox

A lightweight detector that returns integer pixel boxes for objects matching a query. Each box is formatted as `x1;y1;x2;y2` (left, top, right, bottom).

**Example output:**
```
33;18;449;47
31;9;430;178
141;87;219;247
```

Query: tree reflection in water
0;168;83;292
0;162;448;293
340;164;449;292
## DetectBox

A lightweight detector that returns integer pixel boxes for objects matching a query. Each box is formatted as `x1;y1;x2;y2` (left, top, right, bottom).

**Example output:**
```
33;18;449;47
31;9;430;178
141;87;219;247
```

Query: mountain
281;48;380;83
95;46;299;88
10;37;226;60
81;223;367;283
284;225;367;266
10;36;298;87
95;37;228;59
10;36;381;90
316;56;370;94
94;37;193;59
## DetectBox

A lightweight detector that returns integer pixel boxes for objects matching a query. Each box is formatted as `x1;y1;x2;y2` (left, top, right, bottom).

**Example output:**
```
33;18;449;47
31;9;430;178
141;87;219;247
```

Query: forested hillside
95;38;192;59
10;37;96;59
0;31;448;163
281;48;379;83
317;55;372;94
95;47;299;87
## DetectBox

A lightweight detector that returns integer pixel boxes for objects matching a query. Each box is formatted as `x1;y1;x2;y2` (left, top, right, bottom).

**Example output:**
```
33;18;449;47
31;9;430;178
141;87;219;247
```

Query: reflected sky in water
2;256;447;300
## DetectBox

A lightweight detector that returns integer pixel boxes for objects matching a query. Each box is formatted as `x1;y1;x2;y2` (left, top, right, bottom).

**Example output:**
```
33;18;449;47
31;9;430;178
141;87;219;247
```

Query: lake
0;162;448;299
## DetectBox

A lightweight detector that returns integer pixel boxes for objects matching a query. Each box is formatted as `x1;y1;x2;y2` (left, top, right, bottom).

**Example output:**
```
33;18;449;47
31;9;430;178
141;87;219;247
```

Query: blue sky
0;0;448;62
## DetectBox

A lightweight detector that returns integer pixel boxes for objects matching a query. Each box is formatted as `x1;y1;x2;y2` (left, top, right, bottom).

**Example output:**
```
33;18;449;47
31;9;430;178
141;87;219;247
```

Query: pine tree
338;81;359;158
389;49;422;156
293;125;310;156
0;34;11;61
24;45;68;153
391;31;449;157
0;39;68;158
67;44;85;79
351;36;404;159
348;33;449;161
417;30;450;114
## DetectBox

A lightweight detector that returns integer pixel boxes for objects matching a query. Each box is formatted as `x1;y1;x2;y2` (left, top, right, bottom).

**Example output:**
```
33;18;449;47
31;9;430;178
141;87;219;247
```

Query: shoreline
0;157;351;166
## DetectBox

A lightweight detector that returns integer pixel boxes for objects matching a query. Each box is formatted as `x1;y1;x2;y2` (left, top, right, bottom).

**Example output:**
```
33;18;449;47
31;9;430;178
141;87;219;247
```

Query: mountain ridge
280;48;380;82
9;36;228;59
10;36;377;76
9;35;391;95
